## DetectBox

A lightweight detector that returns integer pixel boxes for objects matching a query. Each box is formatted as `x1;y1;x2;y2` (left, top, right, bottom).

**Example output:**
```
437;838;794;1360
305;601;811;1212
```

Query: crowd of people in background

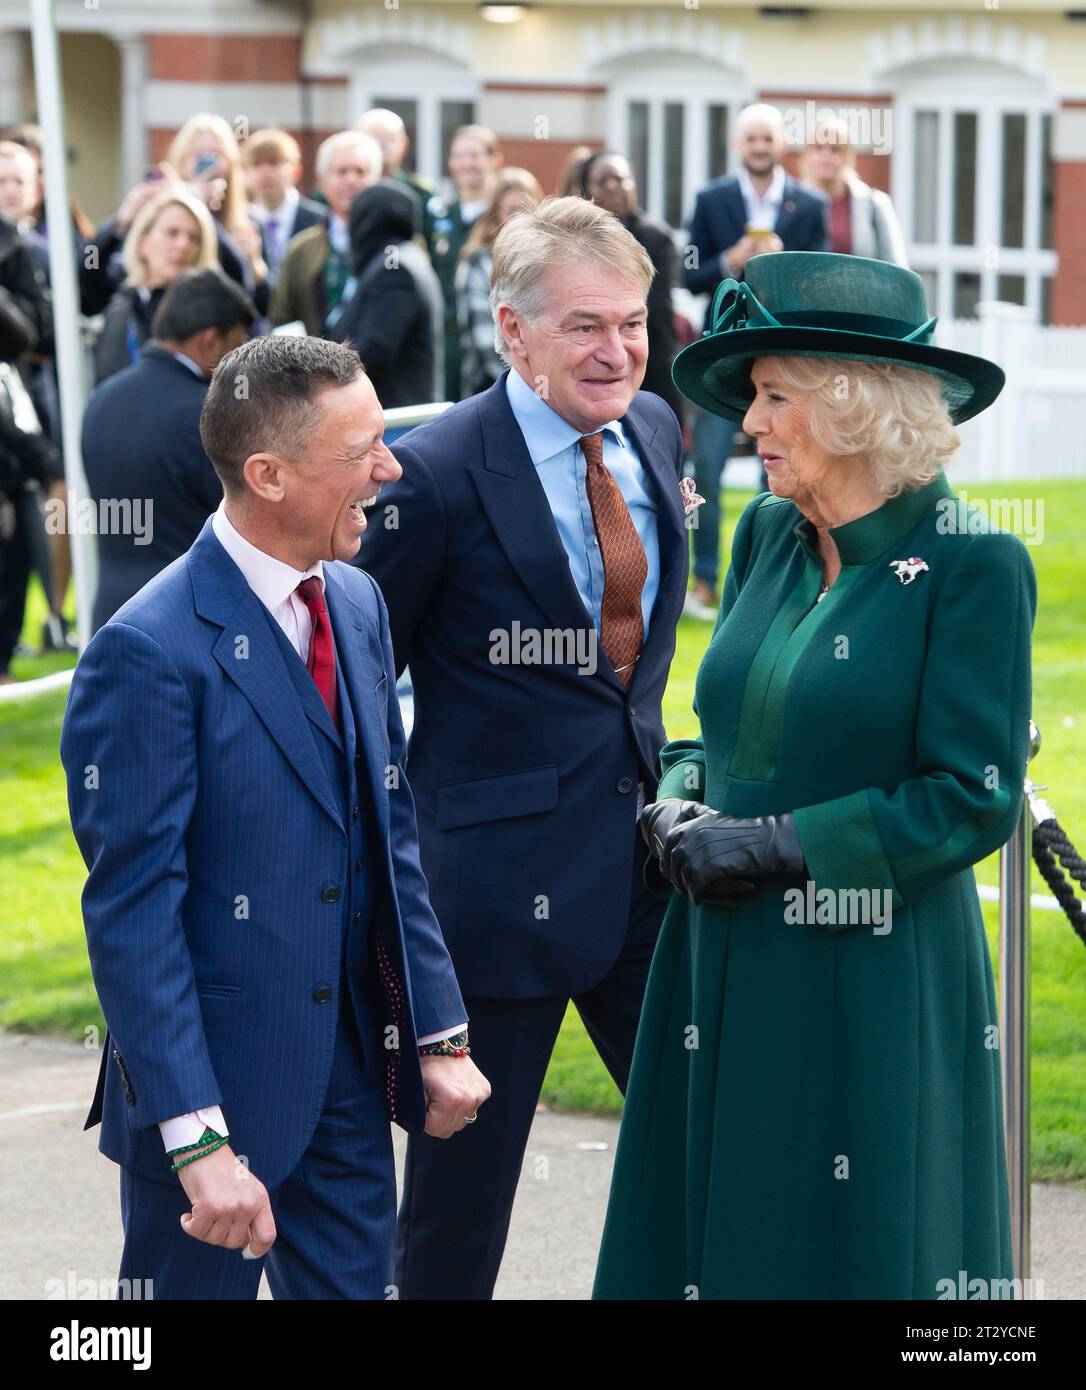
0;99;908;674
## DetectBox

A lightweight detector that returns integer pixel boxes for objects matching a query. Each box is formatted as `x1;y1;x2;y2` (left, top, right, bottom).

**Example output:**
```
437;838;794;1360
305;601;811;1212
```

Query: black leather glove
639;798;703;859
665;810;807;907
640;800;756;910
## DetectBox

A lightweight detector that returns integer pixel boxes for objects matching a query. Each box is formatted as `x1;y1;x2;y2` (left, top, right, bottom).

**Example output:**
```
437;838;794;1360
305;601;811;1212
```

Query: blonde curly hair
765;355;960;497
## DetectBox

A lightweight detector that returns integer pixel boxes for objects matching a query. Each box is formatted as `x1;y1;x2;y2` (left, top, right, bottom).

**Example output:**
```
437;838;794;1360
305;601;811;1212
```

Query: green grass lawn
2;480;1084;1180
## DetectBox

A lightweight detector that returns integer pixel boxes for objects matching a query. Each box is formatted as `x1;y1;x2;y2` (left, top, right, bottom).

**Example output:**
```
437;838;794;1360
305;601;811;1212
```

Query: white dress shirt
737;163;786;231
251;186;300;272
160;505;463;1153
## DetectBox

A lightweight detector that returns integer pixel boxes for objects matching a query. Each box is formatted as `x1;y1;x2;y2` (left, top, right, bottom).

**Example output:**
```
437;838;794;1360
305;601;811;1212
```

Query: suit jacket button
616;777;633;794
313;985;333;1003
321;884;341;903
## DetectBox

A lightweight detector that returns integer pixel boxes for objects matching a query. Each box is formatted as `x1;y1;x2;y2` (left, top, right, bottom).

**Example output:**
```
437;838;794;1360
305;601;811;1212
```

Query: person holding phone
165;114;270;314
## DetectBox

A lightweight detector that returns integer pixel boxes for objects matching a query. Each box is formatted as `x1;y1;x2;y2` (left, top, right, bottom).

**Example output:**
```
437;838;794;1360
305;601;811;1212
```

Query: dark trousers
117;1000;396;1300
0;488;31;674
394;839;665;1299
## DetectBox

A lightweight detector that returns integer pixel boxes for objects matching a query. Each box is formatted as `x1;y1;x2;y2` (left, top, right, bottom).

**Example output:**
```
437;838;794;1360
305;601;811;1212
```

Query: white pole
29;0;96;649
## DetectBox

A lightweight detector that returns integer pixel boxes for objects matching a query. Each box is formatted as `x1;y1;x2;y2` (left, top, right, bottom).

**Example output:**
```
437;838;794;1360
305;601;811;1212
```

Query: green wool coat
592;473;1037;1300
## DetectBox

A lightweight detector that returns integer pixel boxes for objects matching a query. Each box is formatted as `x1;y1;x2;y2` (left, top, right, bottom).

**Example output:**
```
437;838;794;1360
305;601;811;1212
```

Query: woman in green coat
593;252;1036;1300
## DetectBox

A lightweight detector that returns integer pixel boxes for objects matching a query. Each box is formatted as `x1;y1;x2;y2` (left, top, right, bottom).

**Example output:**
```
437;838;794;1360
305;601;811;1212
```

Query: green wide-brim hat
672;251;1004;425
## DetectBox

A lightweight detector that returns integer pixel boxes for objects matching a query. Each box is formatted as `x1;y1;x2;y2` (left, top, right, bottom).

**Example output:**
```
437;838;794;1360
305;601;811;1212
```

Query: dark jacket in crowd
0;214;59;673
93;283;167;386
81;343;222;632
333;183;445;408
623;209;684;422
0;214;49;359
684;172;829;324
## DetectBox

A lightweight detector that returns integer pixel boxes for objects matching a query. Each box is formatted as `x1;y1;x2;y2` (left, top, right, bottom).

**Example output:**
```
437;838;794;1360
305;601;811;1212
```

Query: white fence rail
936;303;1086;483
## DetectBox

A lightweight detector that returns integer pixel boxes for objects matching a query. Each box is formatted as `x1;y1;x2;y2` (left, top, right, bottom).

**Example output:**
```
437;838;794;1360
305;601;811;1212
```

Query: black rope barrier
1029;788;1086;947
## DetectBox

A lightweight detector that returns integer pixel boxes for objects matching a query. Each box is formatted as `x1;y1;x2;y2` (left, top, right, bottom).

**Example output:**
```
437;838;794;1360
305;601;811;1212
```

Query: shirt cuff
159;1106;229;1152
417;1023;468;1047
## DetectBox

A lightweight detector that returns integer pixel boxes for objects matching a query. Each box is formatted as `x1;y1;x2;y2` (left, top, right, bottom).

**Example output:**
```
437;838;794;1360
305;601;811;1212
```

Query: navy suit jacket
684;173;829;308
356;372;689;998
61;521;465;1188
82;345;222;633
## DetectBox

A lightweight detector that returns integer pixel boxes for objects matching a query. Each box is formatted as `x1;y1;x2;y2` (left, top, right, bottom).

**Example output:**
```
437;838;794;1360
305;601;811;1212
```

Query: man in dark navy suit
81;268;256;633
684;102;829;617
62;335;489;1299
359;195;690;1298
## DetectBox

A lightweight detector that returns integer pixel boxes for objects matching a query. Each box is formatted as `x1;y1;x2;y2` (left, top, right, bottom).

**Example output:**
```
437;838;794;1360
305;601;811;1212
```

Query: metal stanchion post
999;718;1039;1288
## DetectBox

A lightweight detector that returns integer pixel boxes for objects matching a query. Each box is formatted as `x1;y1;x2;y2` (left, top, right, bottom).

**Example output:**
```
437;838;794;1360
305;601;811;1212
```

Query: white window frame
603;64;751;231
892;69;1057;322
347;56;479;191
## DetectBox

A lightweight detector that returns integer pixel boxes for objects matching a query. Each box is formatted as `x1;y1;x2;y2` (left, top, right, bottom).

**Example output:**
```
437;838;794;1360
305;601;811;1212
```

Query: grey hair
489;195;654;365
316;130;383;180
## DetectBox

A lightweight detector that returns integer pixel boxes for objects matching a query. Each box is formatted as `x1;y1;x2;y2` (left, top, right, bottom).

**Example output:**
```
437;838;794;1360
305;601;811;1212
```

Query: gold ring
464;1112;478;1124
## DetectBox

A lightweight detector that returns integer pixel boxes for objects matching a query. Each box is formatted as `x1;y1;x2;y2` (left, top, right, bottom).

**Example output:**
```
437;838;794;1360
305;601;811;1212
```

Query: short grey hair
489;195;655;365
316;130;383;180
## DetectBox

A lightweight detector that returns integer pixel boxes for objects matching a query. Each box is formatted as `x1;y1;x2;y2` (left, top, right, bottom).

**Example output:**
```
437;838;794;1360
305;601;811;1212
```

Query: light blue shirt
505;368;660;641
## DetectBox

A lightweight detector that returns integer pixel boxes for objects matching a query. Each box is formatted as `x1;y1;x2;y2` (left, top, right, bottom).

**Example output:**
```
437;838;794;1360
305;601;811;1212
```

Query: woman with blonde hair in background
802;116;908;267
454;167;542;398
166;113;270;310
93;188;217;385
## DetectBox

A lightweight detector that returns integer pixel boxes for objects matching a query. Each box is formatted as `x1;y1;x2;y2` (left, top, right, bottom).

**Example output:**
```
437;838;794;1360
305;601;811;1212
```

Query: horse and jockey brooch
889;557;929;584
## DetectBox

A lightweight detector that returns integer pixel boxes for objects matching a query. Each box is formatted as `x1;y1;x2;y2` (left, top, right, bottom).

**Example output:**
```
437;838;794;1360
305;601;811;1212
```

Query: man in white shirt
61;334;488;1299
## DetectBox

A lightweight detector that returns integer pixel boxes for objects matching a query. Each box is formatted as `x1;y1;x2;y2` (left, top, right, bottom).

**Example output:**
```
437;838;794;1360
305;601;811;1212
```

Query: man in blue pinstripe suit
61;335;489;1299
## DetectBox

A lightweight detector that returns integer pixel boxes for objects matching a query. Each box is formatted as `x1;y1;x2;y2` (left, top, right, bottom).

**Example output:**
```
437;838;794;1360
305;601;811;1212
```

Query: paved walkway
2;1031;1083;1300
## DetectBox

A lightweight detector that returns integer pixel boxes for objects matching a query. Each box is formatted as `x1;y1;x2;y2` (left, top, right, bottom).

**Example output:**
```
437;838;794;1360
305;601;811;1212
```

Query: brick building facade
2;0;1085;324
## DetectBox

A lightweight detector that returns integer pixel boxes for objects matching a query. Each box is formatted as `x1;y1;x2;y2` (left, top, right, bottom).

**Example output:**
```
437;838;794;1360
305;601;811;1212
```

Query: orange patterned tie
580;432;647;688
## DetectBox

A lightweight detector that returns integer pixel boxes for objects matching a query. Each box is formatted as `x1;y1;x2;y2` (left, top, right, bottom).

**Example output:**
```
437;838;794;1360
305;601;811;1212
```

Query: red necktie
580;432;647;688
295;577;339;727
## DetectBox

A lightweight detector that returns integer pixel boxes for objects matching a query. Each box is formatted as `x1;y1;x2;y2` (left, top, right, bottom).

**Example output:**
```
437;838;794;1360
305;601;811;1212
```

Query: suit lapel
774;176;801;241
621;402;688;696
324;568;390;839
725;179;748;243
468;380;600;641
188;521;344;831
469;383;687;697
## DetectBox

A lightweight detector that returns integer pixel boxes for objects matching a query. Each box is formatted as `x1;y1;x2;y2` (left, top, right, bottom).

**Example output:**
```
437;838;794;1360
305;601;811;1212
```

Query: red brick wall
495;138;604;196
854;152;890;193
148;35;302;83
1051;159;1086;326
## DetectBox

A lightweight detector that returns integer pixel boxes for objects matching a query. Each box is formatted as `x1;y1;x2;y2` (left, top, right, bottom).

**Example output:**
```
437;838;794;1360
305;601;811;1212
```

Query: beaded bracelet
418;1029;470;1058
166;1126;223;1158
170;1137;228;1173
